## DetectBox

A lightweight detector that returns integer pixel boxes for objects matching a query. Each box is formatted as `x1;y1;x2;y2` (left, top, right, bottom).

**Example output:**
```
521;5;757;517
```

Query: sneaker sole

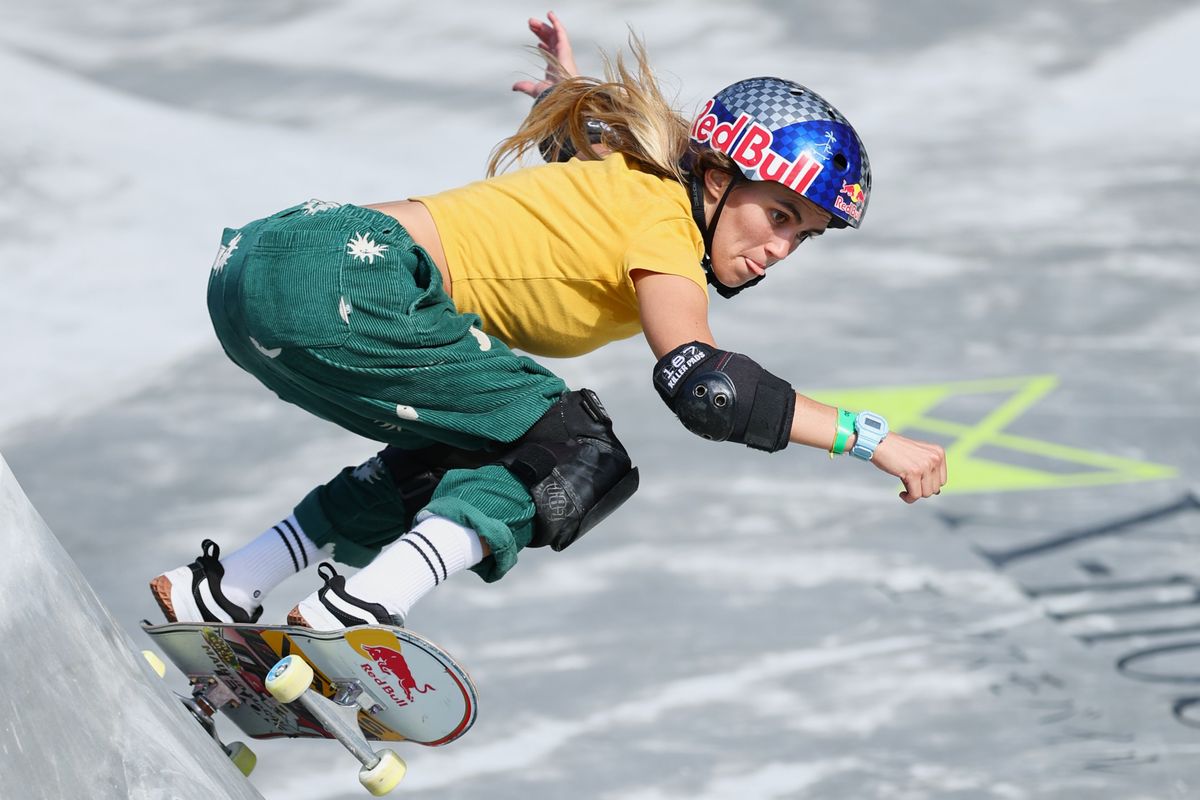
149;574;179;624
286;605;311;628
151;566;214;624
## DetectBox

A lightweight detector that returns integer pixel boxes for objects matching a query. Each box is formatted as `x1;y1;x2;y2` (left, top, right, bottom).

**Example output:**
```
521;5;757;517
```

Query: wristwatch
850;411;889;461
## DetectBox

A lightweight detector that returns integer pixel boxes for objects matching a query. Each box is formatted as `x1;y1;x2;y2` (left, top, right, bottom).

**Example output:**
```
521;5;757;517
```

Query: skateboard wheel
142;650;166;679
359;749;406;796
265;654;314;703
225;741;257;777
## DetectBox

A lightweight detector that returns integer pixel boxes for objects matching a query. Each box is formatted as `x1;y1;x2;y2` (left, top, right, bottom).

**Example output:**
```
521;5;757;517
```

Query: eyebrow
780;199;827;234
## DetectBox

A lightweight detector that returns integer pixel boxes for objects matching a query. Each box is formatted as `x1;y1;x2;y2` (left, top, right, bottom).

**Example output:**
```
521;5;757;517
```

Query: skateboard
141;620;477;795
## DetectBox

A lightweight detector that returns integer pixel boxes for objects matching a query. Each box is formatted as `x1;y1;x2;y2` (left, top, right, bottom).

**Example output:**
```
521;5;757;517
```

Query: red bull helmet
690;77;871;229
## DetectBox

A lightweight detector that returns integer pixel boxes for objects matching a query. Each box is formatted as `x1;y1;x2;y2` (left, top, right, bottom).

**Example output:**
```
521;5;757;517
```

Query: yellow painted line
807;375;1176;494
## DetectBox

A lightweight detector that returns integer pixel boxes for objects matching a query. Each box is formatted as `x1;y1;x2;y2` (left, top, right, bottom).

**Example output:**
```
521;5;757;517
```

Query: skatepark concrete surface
2;2;1198;798
0;455;264;800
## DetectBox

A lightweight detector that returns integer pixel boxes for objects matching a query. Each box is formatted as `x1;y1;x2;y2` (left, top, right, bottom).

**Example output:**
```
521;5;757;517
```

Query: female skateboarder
151;13;946;630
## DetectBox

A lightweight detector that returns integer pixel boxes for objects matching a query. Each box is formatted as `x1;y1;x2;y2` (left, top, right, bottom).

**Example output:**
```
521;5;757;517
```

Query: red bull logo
834;180;864;222
360;644;435;706
691;100;824;195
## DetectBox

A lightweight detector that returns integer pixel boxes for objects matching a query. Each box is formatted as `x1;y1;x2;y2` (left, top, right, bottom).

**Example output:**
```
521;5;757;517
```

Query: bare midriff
365;200;453;298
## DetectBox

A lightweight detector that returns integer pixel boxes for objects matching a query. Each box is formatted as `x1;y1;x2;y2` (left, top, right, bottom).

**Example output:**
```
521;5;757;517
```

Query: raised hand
512;11;581;98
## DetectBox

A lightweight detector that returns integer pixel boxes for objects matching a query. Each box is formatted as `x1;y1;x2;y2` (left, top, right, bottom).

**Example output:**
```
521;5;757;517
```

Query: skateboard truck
266;654;407;796
185;676;257;776
141;649;257;777
331;680;384;716
192;676;240;717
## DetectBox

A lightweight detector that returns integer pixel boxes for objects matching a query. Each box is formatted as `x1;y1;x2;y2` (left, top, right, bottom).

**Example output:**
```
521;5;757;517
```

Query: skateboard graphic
142;621;477;795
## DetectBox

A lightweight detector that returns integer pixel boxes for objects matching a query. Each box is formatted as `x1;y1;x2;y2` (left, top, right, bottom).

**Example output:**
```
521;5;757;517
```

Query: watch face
863;418;882;431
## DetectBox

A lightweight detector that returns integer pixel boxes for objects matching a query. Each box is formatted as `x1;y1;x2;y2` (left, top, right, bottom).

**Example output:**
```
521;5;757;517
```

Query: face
703;170;833;288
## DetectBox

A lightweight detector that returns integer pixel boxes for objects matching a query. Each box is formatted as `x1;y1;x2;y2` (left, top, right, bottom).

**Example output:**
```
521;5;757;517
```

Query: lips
743;257;766;277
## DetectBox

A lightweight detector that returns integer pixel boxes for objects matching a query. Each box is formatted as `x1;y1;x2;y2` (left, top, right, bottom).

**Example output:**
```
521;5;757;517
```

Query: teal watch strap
850;410;889;460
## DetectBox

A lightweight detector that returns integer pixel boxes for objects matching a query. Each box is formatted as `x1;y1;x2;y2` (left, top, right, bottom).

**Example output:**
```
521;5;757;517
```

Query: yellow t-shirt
414;153;707;358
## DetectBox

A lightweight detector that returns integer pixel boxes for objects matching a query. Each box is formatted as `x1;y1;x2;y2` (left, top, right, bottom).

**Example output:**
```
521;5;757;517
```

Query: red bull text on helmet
690;77;871;229
691;104;825;195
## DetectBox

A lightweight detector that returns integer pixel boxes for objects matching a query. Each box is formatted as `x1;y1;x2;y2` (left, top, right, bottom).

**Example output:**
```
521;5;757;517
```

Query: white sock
342;514;485;620
220;514;321;610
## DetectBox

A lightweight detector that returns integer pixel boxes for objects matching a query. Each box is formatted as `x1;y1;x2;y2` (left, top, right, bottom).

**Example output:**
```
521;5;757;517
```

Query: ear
702;168;733;202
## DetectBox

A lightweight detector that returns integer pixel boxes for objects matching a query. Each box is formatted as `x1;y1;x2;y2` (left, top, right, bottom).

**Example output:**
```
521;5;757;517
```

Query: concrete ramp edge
0;452;264;800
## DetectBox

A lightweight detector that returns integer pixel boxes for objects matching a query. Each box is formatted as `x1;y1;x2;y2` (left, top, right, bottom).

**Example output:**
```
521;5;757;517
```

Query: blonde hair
488;35;694;184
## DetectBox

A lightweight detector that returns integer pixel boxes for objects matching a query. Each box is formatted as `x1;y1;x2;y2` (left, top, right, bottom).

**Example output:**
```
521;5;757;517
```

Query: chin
712;263;746;288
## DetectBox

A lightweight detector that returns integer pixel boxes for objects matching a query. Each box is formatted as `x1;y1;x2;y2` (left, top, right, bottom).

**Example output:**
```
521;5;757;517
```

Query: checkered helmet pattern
691;77;871;229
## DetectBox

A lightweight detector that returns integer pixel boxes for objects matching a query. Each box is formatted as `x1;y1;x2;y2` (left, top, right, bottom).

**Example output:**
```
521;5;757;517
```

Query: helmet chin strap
687;172;765;299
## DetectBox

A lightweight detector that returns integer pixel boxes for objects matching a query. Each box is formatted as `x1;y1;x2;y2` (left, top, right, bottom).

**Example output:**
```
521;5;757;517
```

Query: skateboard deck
142;621;477;746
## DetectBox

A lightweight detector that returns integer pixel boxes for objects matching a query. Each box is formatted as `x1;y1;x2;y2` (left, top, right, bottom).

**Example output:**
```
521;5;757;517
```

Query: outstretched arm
512;11;580;98
633;270;947;503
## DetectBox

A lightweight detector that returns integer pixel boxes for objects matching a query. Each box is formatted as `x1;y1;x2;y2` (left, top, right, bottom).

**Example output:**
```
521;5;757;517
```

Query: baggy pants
207;201;568;580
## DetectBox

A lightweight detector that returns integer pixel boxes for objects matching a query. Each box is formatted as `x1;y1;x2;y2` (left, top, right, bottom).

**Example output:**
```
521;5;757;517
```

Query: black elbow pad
652;342;795;452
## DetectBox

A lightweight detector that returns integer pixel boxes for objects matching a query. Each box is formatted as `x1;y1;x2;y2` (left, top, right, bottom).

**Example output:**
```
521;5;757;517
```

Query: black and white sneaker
150;539;262;624
287;562;404;630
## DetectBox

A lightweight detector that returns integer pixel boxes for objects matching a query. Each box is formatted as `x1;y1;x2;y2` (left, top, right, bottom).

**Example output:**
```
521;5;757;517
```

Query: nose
765;234;791;263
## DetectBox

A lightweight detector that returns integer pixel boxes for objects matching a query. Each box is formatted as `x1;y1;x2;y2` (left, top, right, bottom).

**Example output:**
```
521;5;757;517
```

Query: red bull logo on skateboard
360;644;435;707
834;181;864;222
691;100;824;195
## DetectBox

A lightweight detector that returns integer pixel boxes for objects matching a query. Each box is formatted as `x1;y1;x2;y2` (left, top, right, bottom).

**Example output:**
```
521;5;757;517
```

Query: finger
547;10;575;54
550;12;571;43
528;19;554;45
912;474;931;501
512;80;546;97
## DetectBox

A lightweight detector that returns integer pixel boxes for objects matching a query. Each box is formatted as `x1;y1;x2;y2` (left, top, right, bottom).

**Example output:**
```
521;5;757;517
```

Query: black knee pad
496;389;639;551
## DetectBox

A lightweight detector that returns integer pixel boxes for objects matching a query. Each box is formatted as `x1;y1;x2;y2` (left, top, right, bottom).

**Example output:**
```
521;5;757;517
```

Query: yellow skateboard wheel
264;654;314;703
225;741;257;777
142;650;166;679
359;749;407;796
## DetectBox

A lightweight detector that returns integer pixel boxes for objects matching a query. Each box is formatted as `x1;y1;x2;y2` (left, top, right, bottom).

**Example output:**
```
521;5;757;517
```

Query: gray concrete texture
1;1;1198;798
0;456;264;799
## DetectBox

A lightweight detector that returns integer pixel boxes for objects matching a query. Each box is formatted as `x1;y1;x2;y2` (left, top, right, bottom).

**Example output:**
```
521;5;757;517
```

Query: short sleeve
622;218;709;301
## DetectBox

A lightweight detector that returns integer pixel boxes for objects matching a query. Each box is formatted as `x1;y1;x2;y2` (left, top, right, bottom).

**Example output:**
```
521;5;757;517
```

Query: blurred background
2;1;1198;797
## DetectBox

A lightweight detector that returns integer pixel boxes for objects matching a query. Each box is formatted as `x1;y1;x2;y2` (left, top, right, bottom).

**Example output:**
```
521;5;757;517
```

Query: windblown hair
488;35;695;184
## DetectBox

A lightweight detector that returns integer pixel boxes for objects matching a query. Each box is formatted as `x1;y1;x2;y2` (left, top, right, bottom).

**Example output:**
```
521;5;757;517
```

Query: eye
771;209;790;225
